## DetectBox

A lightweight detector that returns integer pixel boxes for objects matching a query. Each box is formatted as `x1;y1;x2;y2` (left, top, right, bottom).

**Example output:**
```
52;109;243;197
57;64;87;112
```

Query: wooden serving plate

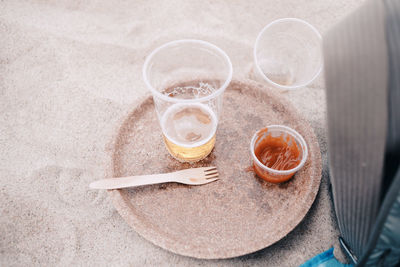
107;79;322;259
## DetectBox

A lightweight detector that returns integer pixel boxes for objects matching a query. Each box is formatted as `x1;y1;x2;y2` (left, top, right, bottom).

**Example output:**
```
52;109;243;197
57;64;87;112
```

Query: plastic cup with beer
143;39;233;162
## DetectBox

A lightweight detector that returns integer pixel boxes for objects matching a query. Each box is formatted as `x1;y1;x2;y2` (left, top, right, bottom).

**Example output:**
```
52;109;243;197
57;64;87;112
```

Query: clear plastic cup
250;125;308;183
254;18;322;89
143;39;232;162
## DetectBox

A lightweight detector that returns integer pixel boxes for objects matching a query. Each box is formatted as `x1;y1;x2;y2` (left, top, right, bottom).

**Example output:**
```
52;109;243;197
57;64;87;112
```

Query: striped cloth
323;0;400;264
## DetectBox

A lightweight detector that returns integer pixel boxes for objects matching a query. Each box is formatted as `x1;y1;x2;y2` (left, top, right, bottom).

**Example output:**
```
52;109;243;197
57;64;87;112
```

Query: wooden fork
89;167;219;190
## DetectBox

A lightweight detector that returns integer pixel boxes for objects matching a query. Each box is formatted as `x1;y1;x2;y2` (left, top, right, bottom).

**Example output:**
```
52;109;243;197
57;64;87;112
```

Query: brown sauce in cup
253;128;302;183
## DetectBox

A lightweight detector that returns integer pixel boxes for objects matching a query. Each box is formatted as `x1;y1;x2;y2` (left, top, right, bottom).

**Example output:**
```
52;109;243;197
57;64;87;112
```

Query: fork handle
89;173;175;190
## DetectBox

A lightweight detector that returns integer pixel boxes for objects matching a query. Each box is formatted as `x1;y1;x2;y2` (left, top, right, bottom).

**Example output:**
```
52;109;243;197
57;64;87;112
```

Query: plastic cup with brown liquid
250;125;308;183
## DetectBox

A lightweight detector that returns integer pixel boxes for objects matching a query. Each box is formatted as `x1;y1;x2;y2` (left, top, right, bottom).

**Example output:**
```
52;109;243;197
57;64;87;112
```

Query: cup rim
253;18;323;90
142;39;233;103
250;125;308;175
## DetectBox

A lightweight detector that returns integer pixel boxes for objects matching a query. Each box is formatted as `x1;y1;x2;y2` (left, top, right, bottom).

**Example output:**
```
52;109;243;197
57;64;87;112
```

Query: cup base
163;134;216;163
253;163;295;183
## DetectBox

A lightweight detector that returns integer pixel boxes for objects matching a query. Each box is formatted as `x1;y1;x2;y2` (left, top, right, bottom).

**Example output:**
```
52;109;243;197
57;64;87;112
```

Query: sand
1;0;364;266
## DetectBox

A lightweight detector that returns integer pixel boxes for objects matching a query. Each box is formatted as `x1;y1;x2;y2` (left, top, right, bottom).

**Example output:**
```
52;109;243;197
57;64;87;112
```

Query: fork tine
205;174;219;179
204;167;217;172
205;171;218;176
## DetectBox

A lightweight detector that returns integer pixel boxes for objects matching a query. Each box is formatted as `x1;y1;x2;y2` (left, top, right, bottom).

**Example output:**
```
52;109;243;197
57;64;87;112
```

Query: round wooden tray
108;79;322;259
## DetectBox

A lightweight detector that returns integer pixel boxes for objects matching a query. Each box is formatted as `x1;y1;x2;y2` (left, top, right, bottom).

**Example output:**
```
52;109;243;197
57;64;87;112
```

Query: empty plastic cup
254;18;322;89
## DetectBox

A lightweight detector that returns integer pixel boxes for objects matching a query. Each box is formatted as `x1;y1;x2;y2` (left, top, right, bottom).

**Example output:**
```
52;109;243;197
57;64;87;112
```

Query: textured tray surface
108;79;322;259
